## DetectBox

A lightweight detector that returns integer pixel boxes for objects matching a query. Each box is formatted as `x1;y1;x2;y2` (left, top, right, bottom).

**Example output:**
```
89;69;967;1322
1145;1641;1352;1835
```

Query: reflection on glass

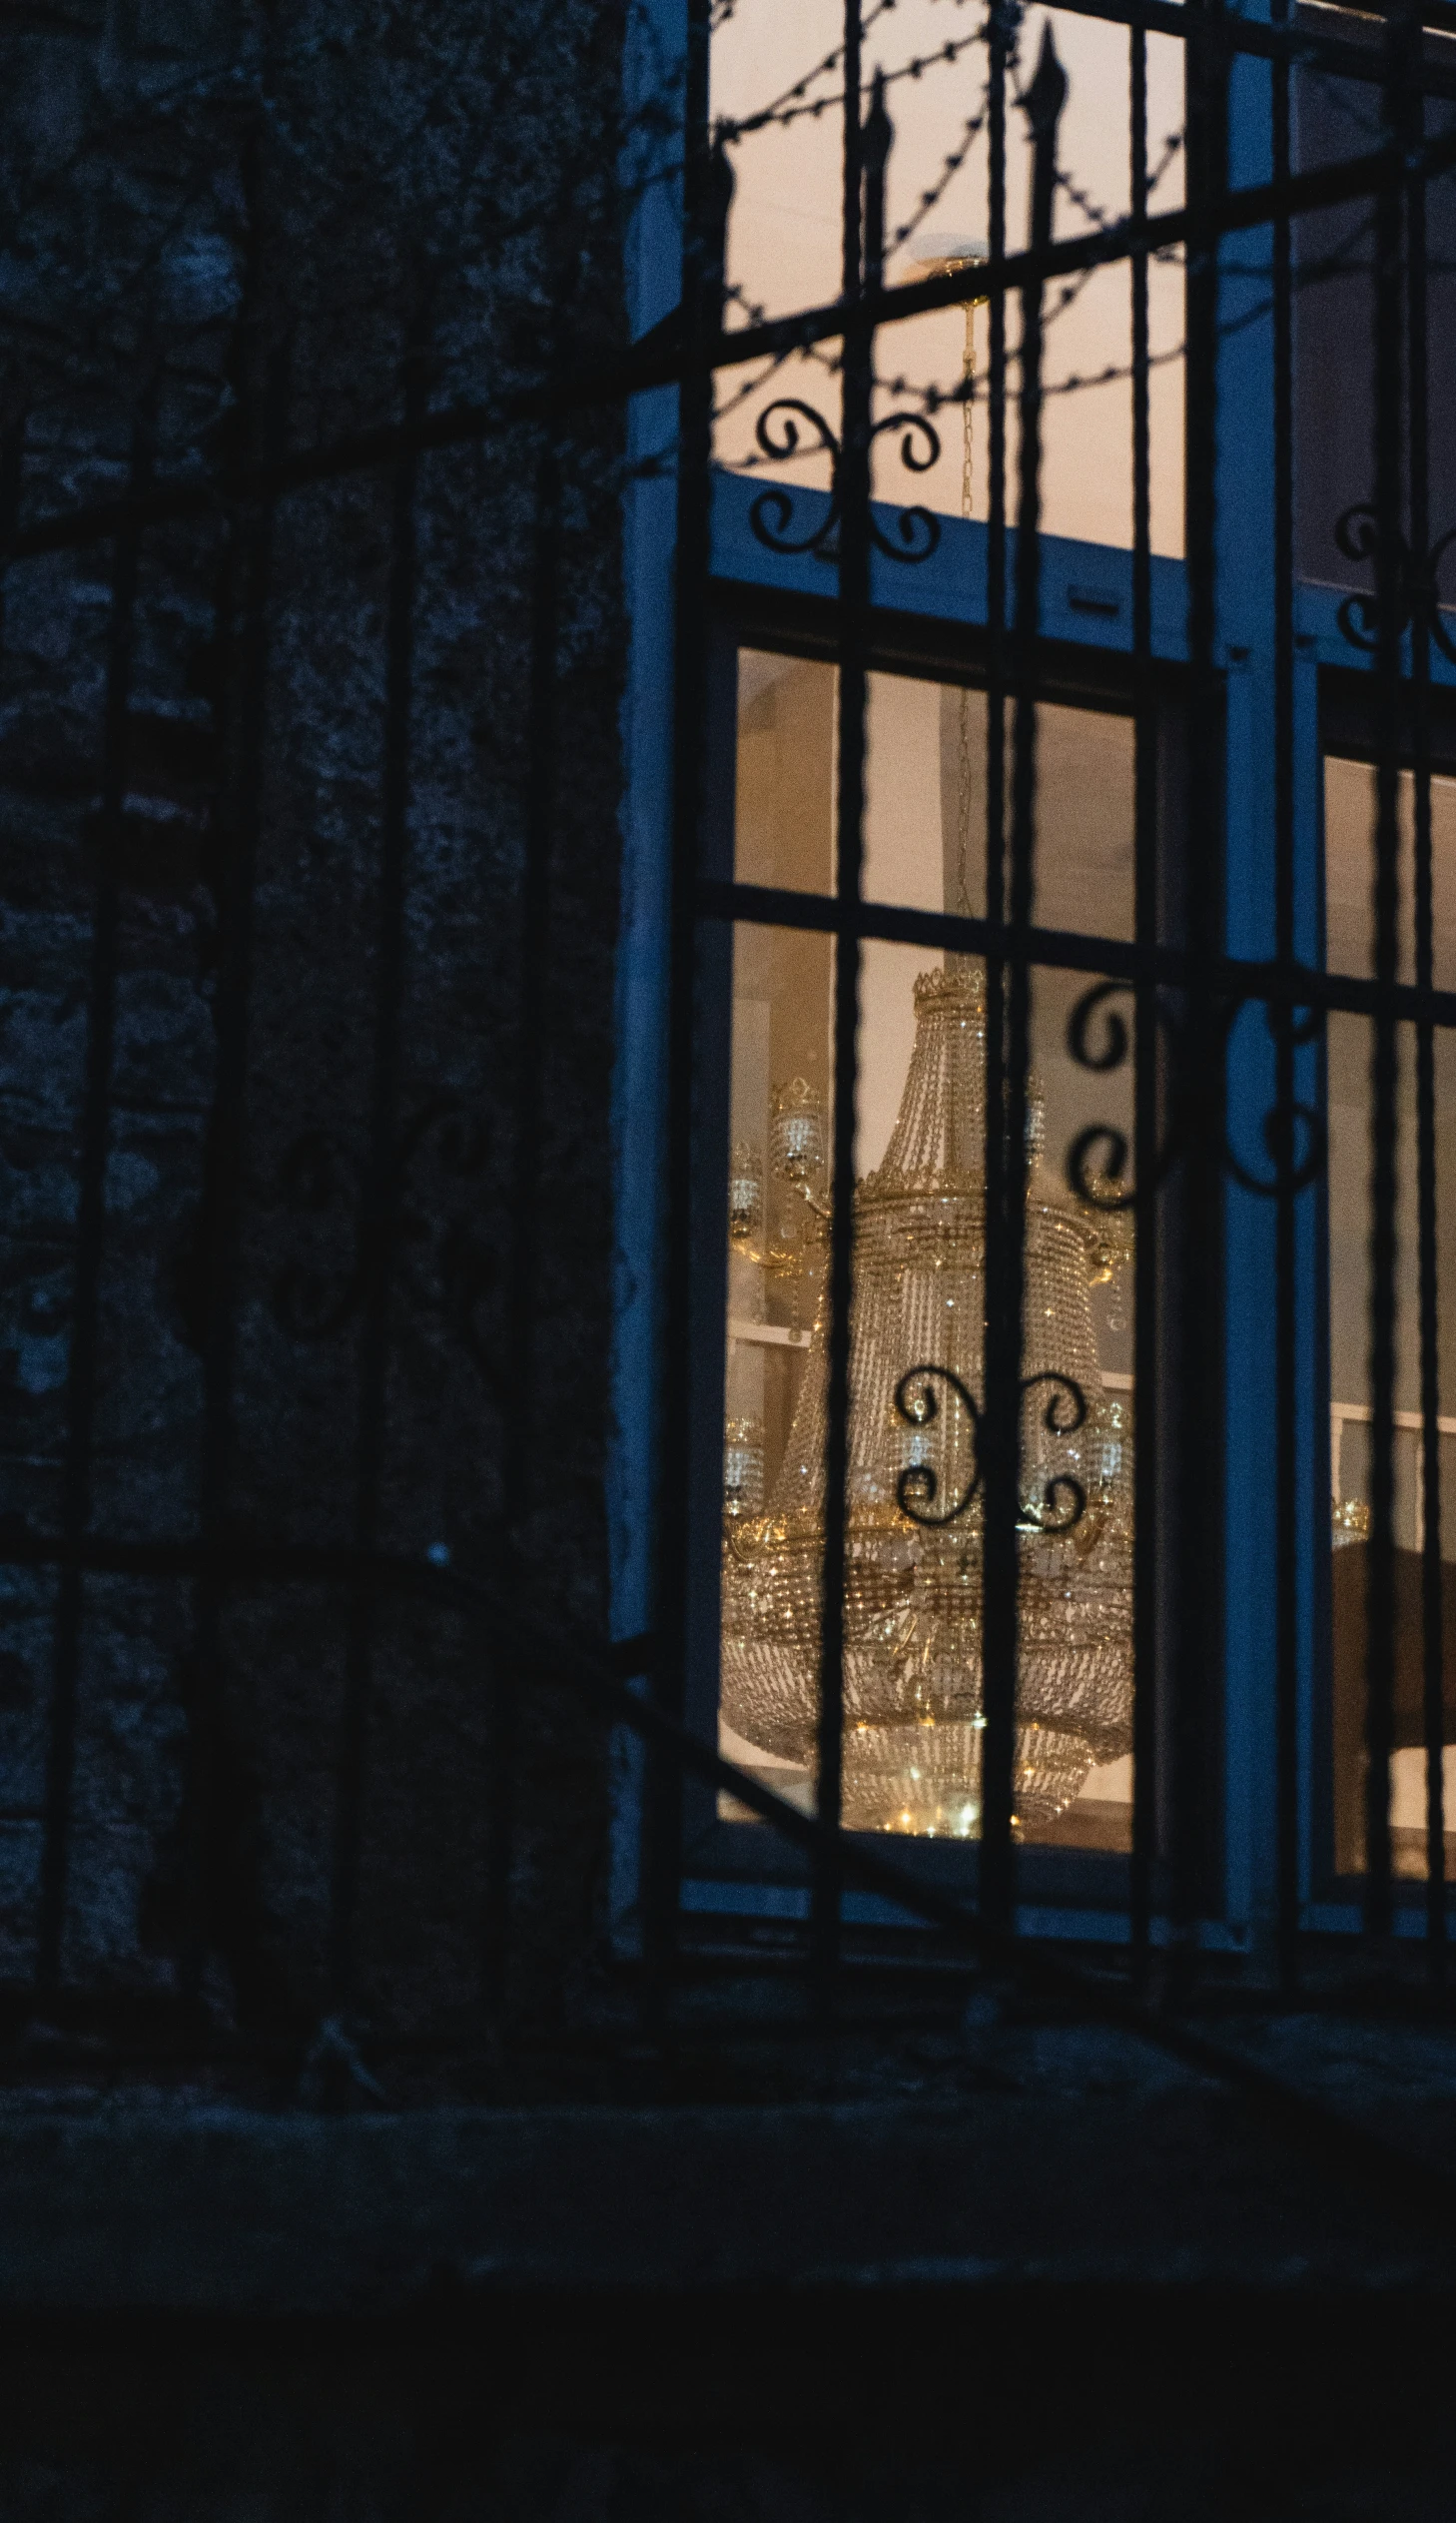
1323;757;1456;989
1325;758;1456;1878
720;650;1138;1846
711;0;1186;552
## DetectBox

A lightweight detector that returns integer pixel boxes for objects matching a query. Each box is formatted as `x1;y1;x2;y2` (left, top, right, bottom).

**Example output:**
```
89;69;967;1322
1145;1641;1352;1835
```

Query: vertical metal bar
1270;0;1299;1990
1404;34;1444;1969
1177;0;1228;1971
642;0;718;2024
813;7;877;2002
37;408;150;1997
172;110;282;2012
1364;4;1409;1943
0;417;25;663
328;325;427;2016
482;419;561;2009
1128;3;1159;1986
983;29;1066;1932
182;325;288;2015
981;0;1010;1925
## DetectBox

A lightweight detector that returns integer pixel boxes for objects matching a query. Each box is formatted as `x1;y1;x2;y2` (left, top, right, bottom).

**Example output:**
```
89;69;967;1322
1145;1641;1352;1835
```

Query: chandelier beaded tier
721;962;1134;1837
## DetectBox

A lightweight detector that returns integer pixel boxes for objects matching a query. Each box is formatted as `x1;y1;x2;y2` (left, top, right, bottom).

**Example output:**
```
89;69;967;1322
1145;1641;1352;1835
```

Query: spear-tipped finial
1022;23;1069;145
1021;24;1067;254
699;124;736;319
707;123;736;246
862;70;892;291
863;67;893;178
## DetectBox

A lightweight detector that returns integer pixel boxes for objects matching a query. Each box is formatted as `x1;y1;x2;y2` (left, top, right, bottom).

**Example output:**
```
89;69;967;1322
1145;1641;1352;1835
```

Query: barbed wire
714;281;845;426
890;92;994;256
6;0;1438;468
735;225;1177;413
711;336;1183;483
705;98;1184;449
1056;129;1184;235
718;0;906;140
723;16;992;141
711;195;1390;490
614;9;1431;231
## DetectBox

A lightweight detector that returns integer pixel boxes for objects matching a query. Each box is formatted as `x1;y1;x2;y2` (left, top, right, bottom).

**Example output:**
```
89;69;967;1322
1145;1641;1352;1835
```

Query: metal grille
654;0;1456;2012
3;0;1456;2097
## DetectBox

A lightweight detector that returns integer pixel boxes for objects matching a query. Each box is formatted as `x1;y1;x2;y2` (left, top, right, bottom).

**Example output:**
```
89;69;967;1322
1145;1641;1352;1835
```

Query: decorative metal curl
1265;997;1325;1051
1064;979;1181;1212
1216;997;1327;1201
270;1097;498;1369
1066;1122;1133;1213
748;401;843;555
747;397;943;565
1017;1370;1088;1536
272;1129;364;1337
872;411;941;476
866;412;943;561
1220;1085;1326;1201
892;1364;1090;1536
1334;502;1456;668
1068;977;1130;1075
893;1363;984;1526
1063;976;1326;1209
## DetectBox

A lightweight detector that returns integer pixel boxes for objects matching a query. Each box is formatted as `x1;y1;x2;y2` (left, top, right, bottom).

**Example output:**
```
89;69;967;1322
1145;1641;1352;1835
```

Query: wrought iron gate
3;0;1456;2095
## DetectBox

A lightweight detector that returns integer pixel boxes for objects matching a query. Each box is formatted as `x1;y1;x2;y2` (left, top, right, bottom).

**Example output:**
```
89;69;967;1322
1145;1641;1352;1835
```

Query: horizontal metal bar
1047;0;1192;32
701;876;1456;1028
652;121;1456;390
12;118;1456;565
1051;0;1456;94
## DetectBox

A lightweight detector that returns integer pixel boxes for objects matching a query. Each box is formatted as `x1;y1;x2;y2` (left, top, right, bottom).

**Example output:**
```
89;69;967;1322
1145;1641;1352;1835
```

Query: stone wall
0;0;634;2069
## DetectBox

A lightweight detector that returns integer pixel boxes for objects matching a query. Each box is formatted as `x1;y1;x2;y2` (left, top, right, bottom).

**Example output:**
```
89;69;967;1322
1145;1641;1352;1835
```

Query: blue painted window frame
610;0;1456;1951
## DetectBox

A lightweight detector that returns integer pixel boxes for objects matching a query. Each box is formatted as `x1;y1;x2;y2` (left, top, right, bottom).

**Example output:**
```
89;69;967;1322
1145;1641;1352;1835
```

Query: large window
710;640;1146;1860
620;0;1456;1972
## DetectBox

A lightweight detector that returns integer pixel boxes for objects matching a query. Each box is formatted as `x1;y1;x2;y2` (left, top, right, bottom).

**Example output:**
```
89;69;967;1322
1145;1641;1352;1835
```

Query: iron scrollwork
1017;1370;1088;1536
892;1362;1089;1534
1218;996;1326;1200
270;1097;497;1369
748;398;943;565
1063;978;1180;1213
1334;501;1456;667
1063;975;1325;1211
893;1362;983;1525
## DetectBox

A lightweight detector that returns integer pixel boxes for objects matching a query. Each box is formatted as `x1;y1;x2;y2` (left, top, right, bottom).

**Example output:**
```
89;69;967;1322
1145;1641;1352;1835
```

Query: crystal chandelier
721;961;1134;1837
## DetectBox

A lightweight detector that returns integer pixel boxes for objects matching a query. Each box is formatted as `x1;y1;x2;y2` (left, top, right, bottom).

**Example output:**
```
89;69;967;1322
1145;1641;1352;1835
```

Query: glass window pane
713;2;1185;554
720;651;1138;1851
736;648;1136;947
734;650;836;894
1324;756;1456;1879
1324;755;1456;989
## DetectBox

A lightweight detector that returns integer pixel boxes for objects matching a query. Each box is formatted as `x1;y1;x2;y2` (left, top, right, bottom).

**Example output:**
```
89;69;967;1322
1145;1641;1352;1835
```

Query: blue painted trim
681;1880;1252;1950
610;49;1447;1944
1294;579;1456;685
710;466;1189;659
1305;1899;1456;1939
608;0;688;1945
680;1878;925;1929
